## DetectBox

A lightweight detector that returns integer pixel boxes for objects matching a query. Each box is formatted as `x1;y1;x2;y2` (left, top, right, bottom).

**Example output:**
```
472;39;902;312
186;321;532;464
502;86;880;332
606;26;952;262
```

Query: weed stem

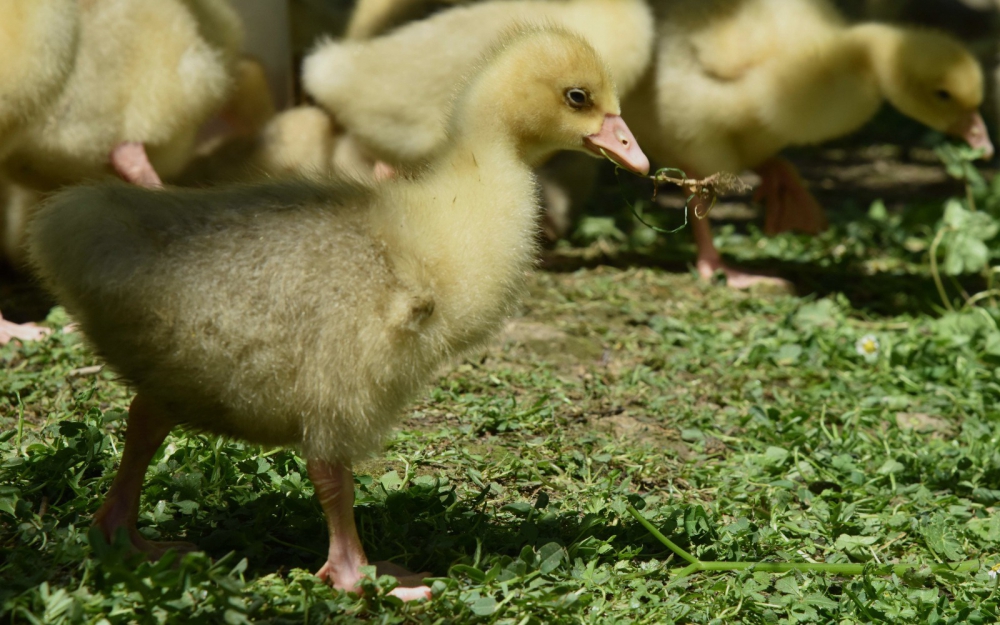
626;504;698;565
626;505;983;578
928;227;955;312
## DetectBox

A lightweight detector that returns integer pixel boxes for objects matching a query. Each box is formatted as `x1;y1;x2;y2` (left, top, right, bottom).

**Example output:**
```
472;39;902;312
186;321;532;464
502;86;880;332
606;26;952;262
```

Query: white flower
855;334;880;362
990;569;998;581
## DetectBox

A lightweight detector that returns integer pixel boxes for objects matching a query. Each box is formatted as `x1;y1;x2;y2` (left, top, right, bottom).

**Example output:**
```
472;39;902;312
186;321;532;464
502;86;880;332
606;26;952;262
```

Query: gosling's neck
375;110;541;342
848;23;905;89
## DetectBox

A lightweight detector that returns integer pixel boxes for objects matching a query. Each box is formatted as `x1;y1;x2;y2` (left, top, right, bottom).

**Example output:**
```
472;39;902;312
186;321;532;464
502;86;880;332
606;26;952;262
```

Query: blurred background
285;0;1000;120
5;0;1000;321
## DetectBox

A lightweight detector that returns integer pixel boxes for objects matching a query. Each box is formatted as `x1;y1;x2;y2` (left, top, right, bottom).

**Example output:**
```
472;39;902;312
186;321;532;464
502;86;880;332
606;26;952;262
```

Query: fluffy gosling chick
0;0;242;344
303;0;653;170
624;0;992;288
0;0;79;343
28;27;648;600
4;0;243;191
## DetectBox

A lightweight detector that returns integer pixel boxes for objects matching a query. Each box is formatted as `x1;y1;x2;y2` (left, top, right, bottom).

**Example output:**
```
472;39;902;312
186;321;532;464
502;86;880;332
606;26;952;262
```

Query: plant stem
928;227;955;312
627;504;699;565
964;289;1000;308
16;392;24;456
626;505;983;578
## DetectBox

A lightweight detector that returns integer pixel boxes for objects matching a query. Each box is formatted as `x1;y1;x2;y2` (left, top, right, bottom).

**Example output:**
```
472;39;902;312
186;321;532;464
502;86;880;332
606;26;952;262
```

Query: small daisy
990;563;1000;581
856;334;880;362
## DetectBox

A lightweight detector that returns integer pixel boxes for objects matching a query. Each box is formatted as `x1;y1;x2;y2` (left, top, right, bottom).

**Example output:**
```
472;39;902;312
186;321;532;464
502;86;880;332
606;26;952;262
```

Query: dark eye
936;89;952;101
565;87;591;109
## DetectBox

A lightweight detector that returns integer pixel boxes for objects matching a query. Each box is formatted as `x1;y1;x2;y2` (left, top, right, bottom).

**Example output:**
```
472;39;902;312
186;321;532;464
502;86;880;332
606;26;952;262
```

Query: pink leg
756;156;828;235
690;191;792;290
92;394;197;558
0;310;49;345
110;142;163;189
309;459;431;601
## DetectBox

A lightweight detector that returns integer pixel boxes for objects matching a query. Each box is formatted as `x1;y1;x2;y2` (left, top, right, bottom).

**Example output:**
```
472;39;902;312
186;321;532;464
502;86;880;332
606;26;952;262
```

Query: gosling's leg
756;156;828;235
309;459;432;601
680;161;792;290
92;394;196;557
691;195;791;290
110;142;163;188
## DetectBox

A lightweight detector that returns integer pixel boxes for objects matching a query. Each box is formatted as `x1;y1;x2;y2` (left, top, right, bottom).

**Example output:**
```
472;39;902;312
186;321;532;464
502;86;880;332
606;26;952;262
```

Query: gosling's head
878;27;992;158
463;27;650;174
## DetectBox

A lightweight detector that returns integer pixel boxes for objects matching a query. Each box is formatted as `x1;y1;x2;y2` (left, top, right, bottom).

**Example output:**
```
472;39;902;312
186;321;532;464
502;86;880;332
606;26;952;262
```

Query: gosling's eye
565;87;591;109
936;89;952;101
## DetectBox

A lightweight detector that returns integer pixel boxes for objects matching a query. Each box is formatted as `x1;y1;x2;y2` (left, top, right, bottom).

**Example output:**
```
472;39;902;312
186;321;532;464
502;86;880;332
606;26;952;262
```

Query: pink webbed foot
373;559;433;599
91;395;191;559
315;559;432;601
371;560;432;588
0;313;50;345
389;586;433;601
696;257;792;290
755;157;828;236
111;142;163;188
687;189;792;291
95;522;199;559
309;459;431;602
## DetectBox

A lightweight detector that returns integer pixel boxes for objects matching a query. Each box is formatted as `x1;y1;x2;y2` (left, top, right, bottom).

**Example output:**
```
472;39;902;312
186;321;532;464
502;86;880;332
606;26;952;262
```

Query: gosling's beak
584;114;650;175
948;111;994;160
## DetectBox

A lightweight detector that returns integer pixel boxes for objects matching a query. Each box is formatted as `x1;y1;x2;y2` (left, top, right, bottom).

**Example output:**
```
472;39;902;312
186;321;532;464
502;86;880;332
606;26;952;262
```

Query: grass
4;148;1000;623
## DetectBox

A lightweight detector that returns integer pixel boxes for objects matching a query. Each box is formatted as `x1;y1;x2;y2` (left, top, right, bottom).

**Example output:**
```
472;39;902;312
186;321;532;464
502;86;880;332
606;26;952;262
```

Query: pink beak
584;114;650;175
948;111;994;160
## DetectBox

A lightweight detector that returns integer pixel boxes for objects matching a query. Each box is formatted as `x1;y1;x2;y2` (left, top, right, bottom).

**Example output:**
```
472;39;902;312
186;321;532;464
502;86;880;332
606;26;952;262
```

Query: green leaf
833;534;878;560
538;542;564;574
175;500;199;515
923;521;966;561
939;200;1000;274
792;299;840;332
868;200;888;222
763;447;790;467
450;564;486;583
573;216;626;244
379;470;403;491
774;575;799;596
0;494;17;517
877;460;904;475
469;596;497;616
773;344;802;366
942;199;969;229
943;235;989;275
501;501;533;516
224;609;250;625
